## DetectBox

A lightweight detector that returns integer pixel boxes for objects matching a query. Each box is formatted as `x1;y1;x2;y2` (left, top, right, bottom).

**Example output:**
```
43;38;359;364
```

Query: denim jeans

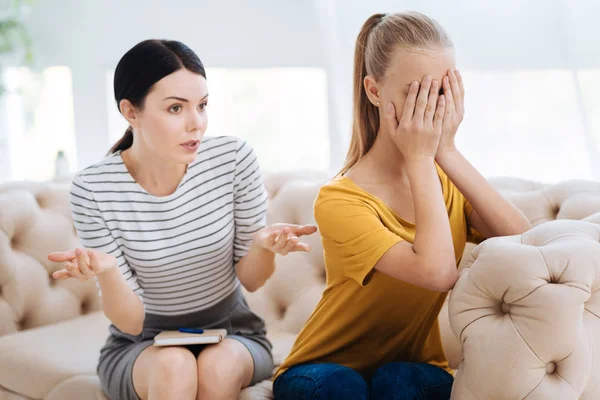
273;362;453;400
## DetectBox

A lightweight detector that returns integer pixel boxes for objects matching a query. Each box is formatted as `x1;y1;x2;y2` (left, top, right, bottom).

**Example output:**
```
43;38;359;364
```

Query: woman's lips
181;140;200;152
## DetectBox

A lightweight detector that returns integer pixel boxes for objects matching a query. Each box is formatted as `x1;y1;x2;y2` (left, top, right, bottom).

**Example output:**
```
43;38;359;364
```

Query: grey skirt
97;286;273;400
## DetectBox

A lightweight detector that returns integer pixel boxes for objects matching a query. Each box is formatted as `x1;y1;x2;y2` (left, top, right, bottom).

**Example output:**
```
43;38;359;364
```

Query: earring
376;101;380;106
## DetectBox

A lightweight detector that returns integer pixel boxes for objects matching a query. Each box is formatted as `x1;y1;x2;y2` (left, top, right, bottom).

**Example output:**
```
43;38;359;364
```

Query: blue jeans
273;362;453;400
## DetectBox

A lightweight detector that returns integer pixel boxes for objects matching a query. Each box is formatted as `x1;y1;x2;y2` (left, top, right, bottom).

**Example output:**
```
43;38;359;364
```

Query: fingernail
387;102;393;113
412;81;419;87
75;249;80;256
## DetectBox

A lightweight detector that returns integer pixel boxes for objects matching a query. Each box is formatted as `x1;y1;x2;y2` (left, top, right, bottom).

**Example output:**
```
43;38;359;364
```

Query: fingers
272;228;290;252
455;69;465;100
279;236;300;256
448;69;463;115
65;261;86;280
288;225;318;237
49;248;96;281
385;102;399;135
400;81;419;124
292;242;311;252
424;79;439;124
413;76;432;121
267;230;280;247
75;248;89;271
88;250;102;274
442;76;455;120
48;250;76;262
52;269;70;279
433;95;446;133
79;250;95;278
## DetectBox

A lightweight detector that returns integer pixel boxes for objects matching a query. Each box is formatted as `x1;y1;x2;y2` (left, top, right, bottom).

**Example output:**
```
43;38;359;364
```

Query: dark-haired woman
48;39;317;400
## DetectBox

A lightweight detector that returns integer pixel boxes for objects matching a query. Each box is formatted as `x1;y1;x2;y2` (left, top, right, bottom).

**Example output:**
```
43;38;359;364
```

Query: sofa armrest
448;220;600;399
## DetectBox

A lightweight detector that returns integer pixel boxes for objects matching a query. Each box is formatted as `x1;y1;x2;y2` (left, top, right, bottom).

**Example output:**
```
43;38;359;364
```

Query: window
456;70;597;183
0;66;76;183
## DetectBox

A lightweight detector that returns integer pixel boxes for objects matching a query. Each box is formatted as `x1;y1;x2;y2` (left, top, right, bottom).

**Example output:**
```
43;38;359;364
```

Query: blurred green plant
0;0;34;95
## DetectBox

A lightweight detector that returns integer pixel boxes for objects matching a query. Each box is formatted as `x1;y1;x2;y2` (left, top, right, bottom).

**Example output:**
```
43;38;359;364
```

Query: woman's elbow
241;279;265;293
518;219;533;234
504;219;532;236
432;265;459;292
121;324;143;337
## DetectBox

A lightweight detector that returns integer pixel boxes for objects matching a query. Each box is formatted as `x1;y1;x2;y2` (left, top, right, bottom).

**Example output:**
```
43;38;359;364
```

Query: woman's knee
197;340;254;391
153;347;198;383
133;346;197;399
274;363;368;400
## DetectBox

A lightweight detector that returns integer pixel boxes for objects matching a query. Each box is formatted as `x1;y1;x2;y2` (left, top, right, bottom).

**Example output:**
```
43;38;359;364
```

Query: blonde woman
274;12;531;400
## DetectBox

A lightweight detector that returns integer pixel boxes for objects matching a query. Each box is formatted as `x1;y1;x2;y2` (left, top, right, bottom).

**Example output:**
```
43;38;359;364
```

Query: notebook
153;329;227;346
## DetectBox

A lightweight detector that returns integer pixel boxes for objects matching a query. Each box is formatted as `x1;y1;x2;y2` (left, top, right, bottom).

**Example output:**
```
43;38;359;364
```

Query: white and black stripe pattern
70;136;267;315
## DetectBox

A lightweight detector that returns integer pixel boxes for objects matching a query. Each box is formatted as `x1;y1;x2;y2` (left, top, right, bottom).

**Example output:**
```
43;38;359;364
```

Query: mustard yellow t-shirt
275;164;484;380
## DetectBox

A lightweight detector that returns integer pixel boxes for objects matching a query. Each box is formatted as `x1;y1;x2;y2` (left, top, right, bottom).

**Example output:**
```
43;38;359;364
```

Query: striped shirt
70;136;267;315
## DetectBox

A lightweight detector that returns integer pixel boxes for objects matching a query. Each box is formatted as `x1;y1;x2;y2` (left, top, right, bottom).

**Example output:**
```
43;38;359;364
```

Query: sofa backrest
1;173;599;343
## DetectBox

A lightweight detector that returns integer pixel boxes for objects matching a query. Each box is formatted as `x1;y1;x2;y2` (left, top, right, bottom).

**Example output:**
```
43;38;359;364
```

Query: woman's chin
179;152;198;165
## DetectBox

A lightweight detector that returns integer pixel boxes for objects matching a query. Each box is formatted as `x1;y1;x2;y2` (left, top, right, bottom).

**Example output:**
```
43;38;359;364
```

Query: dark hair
108;39;207;155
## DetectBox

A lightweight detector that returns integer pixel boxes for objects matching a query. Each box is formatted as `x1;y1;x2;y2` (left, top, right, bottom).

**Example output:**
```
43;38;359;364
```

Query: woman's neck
355;127;411;186
121;142;187;196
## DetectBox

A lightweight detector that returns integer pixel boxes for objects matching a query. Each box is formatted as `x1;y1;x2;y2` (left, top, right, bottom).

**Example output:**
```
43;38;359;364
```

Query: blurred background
1;0;599;184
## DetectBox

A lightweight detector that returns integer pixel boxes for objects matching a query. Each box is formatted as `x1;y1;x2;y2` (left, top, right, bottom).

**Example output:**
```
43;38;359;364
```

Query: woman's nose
187;111;206;132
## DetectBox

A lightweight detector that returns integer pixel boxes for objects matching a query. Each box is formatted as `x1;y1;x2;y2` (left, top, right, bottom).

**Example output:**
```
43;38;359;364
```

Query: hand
253;224;318;256
386;75;445;162
437;69;464;156
48;248;117;281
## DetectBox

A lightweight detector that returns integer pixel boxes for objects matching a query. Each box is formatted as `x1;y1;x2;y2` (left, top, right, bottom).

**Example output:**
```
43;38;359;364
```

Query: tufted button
546;362;556;374
501;302;511;314
10;235;18;250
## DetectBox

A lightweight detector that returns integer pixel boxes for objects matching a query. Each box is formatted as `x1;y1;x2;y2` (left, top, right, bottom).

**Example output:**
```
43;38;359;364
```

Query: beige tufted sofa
0;172;599;400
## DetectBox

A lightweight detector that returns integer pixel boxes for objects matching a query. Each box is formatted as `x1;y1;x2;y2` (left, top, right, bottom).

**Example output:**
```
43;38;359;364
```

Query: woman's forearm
436;149;531;237
97;266;145;336
235;242;276;293
407;158;457;279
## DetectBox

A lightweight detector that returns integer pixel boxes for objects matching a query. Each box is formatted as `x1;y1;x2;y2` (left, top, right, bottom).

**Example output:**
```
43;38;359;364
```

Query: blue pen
178;327;204;334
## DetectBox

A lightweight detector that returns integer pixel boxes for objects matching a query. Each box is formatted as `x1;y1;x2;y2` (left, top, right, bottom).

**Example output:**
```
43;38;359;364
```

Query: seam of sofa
508;313;543;364
0;382;34;399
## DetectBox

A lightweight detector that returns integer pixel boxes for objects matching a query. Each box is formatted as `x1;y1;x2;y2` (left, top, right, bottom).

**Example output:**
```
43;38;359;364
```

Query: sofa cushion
0;183;101;337
0;311;109;399
449;220;600;399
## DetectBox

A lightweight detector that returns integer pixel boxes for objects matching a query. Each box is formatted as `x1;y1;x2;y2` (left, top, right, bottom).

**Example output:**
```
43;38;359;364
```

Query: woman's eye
198;103;208;111
169;105;182;113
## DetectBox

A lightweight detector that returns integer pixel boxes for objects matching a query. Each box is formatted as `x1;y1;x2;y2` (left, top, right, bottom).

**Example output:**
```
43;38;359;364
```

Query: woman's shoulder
315;176;373;209
196;135;259;166
75;152;127;186
199;135;252;153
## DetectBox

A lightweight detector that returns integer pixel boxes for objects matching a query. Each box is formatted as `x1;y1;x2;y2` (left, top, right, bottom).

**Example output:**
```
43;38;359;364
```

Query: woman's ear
363;75;381;106
119;99;139;129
